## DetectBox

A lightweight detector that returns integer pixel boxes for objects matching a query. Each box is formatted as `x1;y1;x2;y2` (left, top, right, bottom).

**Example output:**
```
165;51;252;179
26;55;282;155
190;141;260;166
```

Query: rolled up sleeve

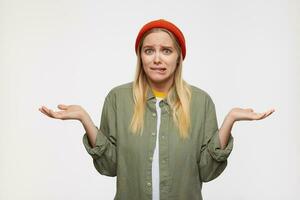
198;95;234;182
82;94;117;177
207;129;233;162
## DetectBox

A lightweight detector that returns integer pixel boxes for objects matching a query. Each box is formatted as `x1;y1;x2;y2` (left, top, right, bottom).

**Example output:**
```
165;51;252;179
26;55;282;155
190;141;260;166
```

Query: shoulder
105;81;133;102
188;84;217;119
107;81;133;94
189;84;214;105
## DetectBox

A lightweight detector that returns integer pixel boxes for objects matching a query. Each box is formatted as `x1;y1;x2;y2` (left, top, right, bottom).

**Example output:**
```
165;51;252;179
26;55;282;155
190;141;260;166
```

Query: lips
150;67;167;72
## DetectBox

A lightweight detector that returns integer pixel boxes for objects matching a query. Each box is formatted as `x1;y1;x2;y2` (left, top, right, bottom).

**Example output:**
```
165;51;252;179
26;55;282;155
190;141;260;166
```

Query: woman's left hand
228;108;275;122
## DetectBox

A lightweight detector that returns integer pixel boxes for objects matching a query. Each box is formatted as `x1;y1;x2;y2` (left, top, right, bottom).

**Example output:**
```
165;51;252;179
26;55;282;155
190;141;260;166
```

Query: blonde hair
129;28;192;140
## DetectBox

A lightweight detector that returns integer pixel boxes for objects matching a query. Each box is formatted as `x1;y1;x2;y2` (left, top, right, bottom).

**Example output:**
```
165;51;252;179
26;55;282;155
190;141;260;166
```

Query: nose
153;52;161;64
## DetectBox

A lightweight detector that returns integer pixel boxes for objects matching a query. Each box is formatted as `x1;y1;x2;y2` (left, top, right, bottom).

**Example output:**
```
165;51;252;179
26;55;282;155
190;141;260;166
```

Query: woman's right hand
39;104;87;121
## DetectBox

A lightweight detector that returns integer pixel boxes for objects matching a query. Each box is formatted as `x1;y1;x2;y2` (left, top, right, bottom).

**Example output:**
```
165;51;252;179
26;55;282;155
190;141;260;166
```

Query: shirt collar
146;87;169;105
146;87;156;101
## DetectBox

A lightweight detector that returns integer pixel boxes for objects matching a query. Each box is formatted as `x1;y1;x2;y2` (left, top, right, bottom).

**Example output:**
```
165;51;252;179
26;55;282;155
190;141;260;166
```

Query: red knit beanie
135;19;186;60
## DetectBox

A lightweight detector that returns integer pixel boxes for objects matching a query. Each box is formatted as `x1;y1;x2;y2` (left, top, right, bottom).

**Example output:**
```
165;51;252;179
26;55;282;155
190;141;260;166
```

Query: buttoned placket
158;100;170;200
144;89;171;200
145;98;158;198
151;98;162;200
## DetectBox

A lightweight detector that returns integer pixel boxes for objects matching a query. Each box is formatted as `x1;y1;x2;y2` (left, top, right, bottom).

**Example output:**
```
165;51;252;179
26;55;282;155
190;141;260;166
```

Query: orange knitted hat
135;19;186;60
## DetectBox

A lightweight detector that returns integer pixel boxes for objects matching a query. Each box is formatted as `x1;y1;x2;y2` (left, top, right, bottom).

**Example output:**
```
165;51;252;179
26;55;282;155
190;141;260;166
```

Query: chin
148;76;170;84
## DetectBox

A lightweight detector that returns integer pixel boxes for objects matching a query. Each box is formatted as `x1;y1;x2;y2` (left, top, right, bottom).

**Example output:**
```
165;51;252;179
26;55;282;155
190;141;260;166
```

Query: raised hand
218;107;275;149
39;104;87;121
228;108;275;122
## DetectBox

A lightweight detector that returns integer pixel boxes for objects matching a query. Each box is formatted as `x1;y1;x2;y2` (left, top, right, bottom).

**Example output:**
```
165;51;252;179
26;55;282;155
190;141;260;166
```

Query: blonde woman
39;19;275;200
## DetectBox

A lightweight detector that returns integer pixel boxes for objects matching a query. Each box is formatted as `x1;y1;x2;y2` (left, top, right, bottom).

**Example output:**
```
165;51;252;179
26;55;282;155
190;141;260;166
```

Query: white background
1;0;299;199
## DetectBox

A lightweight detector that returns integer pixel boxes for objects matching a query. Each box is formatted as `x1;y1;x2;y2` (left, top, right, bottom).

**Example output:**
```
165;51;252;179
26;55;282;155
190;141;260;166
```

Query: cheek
167;58;178;70
141;56;152;67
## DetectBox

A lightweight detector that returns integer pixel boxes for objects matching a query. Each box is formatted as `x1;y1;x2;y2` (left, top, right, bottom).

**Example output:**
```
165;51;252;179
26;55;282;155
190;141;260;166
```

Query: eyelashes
143;48;173;55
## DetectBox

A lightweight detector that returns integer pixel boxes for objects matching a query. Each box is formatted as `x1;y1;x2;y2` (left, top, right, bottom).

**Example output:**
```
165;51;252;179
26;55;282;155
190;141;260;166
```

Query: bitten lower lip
150;68;167;74
150;68;166;71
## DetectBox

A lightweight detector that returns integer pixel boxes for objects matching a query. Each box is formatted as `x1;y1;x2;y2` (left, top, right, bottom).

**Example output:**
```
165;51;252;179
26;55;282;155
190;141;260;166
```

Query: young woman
39;19;275;200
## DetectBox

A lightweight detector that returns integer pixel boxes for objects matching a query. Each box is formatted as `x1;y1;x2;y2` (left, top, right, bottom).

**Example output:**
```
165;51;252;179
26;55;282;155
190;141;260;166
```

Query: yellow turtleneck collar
151;88;167;98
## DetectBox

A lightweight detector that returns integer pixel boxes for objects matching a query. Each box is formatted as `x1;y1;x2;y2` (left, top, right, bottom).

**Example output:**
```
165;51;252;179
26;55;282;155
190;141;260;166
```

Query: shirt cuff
82;128;109;159
207;130;234;162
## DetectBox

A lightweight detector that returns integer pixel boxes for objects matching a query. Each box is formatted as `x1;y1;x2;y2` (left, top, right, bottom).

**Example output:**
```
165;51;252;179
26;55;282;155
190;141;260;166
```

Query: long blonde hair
129;28;192;140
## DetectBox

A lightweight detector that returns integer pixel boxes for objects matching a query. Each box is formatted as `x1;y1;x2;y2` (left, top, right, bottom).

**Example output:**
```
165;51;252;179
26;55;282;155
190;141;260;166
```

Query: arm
39;98;117;177
80;113;97;148
218;114;234;149
197;94;275;182
219;108;275;149
82;94;117;177
198;95;233;182
39;104;98;147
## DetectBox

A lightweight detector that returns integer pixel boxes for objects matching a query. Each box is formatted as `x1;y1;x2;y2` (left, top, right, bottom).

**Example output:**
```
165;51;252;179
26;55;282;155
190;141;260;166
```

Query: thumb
58;104;68;110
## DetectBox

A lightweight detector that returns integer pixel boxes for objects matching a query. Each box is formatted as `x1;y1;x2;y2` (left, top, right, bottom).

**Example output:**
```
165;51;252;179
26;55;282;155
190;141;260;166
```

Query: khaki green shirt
82;82;234;200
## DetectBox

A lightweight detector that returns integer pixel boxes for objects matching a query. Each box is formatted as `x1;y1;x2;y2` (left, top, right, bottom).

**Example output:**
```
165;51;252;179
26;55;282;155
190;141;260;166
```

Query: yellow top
151;88;167;98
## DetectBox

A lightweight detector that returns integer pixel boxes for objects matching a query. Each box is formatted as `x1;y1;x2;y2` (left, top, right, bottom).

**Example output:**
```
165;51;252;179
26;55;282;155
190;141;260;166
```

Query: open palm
39;104;86;121
230;108;275;122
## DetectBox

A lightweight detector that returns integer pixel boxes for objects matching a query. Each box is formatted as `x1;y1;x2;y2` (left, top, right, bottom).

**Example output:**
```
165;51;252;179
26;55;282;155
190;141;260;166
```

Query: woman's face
141;31;179;89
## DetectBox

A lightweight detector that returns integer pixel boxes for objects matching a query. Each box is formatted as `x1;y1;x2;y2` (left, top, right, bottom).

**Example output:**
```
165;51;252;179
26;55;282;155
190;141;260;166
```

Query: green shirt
82;82;234;200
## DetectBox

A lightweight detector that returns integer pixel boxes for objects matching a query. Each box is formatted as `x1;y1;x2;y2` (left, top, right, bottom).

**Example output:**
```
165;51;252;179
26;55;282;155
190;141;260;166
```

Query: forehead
142;31;174;47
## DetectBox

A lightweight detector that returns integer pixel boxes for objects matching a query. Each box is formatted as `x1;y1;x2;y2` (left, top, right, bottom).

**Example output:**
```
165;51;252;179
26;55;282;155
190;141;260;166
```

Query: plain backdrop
1;0;299;199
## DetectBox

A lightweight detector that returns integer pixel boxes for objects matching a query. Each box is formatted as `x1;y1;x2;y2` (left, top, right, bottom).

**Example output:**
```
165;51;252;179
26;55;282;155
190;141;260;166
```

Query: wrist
226;111;236;124
79;111;91;124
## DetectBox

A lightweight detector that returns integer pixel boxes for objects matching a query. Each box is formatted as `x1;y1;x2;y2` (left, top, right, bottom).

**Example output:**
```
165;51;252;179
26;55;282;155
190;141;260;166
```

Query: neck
147;77;174;94
151;86;168;94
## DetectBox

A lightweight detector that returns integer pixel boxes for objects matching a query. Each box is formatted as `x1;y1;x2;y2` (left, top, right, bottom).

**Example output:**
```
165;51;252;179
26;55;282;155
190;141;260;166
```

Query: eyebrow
142;45;174;49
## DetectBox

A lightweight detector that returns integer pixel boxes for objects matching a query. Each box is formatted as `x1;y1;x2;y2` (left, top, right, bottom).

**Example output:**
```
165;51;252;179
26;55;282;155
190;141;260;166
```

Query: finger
269;108;275;114
41;106;50;114
44;107;56;115
265;108;275;115
261;111;273;119
48;109;60;119
51;109;67;119
58;104;68;110
39;108;53;118
260;112;268;119
264;110;275;118
42;107;55;118
253;112;265;120
266;110;273;115
41;107;62;119
41;106;50;112
39;107;46;115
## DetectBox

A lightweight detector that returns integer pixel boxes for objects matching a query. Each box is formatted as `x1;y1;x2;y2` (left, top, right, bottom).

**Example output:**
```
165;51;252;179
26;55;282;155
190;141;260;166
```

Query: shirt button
162;135;165;139
152;132;156;136
147;182;151;186
152;113;156;117
149;156;153;161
